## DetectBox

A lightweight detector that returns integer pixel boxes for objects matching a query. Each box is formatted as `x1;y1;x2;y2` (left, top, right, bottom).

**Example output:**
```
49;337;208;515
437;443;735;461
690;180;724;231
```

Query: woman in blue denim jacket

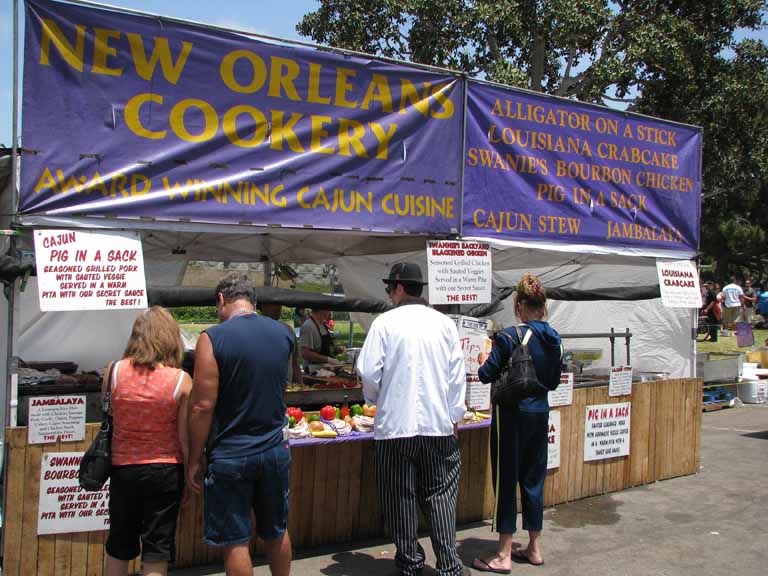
473;273;563;573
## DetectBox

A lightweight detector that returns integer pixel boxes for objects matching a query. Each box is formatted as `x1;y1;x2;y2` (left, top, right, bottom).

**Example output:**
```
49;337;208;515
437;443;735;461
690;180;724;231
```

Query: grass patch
698;327;768;355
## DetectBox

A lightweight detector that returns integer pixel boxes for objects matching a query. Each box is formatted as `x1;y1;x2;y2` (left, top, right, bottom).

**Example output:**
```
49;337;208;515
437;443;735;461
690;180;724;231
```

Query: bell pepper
308;414;320;422
288;416;296;428
340;405;350;419
350;404;364;417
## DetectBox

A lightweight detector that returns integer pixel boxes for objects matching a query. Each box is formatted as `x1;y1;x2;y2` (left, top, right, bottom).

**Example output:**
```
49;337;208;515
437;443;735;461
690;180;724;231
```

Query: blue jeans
204;442;291;546
490;405;548;533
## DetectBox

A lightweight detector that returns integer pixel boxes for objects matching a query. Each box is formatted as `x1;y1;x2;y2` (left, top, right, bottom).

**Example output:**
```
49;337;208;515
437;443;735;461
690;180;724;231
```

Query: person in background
703;281;721;342
741;279;757;324
293;307;307;328
299;308;340;366
472;273;563;572
104;307;192;576
758;285;768;319
188;273;294;576
721;277;744;329
357;262;469;576
259;302;303;386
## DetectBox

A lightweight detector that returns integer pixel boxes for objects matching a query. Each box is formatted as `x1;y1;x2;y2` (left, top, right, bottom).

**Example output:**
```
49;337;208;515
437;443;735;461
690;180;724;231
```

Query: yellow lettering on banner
361;74;394;113
220;50;267;93
338;119;368;157
222;105;268;148
307;63;332;104
55;170;84;194
370;123;397;160
131;174;151;196
399;80;430;117
270;111;305;153
169;99;218;143
34;168;60;194
124;93;167;139
40;18;85;71
310;115;336;154
472;209;533;233
430;82;455;119
335;68;358;109
85;172;109;196
126;33;192;85
297;186;312;208
268;57;301;101
91;28;123;76
110;173;128;198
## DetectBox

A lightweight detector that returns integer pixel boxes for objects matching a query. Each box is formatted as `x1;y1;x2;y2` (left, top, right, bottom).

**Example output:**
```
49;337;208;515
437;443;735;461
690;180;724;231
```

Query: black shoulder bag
491;325;544;407
79;361;117;491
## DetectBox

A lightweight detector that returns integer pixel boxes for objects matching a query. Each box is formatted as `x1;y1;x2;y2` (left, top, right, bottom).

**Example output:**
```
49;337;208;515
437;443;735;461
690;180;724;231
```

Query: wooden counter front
2;378;702;575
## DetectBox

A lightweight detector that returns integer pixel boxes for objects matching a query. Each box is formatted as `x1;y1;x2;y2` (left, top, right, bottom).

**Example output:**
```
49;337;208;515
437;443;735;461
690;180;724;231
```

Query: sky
0;0;320;147
0;1;765;147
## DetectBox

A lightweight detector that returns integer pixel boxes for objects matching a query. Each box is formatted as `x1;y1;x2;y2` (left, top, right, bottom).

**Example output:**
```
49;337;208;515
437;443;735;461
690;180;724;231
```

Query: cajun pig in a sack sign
584;403;631;461
34;229;147;311
38;452;110;535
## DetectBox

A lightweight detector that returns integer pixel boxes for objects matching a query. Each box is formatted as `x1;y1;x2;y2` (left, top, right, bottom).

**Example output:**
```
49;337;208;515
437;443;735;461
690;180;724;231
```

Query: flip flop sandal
511;549;544;566
472;558;511;574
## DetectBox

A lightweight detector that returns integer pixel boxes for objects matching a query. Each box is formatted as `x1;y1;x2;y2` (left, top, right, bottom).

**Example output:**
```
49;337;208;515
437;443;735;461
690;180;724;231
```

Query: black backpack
491;325;547;406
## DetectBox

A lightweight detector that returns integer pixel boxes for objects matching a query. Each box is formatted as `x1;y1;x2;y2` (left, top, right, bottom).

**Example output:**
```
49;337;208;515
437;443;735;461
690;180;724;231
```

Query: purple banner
21;0;462;234
463;82;702;252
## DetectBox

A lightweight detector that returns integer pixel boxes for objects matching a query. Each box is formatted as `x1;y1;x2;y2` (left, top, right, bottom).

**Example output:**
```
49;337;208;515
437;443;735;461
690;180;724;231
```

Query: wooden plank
85;522;105;576
470;427;488;521
296;445;316;548
310;444;329;547
456;431;471;523
20;442;43;576
192;488;207;565
629;382;650;486
357;441;381;539
175;474;197;568
552;402;571;506
648;379;659;482
483;424;496;519
671;379;684;478
567;387;586;502
693;379;703;471
321;444;341;545
345;442;364;541
39;435;70;576
70;426;98;576
3;427;28;576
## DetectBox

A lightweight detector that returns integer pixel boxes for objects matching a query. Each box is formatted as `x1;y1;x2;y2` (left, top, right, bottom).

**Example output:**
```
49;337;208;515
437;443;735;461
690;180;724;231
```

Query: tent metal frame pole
457;74;469;237
3;0;20;551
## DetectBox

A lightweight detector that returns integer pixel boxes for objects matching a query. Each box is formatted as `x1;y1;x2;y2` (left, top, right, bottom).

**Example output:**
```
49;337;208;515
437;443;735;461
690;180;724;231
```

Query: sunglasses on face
385;284;392;295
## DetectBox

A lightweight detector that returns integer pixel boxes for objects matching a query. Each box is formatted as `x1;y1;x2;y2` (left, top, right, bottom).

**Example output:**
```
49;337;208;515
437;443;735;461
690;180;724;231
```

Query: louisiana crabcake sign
463;82;702;252
656;259;702;308
34;229;147;311
21;0;461;234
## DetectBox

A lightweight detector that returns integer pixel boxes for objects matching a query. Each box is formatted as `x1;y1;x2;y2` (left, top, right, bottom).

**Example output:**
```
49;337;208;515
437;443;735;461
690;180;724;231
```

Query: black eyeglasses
385;284;392;295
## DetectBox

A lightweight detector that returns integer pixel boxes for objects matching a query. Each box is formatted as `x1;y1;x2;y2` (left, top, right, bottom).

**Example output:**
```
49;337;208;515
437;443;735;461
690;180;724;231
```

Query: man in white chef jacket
357;262;469;576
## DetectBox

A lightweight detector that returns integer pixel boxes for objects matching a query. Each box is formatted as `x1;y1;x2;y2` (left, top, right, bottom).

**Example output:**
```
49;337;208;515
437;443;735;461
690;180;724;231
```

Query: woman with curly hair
473;273;563;573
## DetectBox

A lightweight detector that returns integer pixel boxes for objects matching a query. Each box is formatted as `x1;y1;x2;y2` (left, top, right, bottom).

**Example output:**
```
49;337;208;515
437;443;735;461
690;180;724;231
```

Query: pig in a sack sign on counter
34;229;147;311
547;410;561;469
584;403;631;461
38;452;110;535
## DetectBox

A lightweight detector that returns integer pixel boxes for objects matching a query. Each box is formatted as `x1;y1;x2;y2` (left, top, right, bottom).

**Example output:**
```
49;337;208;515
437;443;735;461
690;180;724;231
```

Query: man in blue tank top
188;273;294;576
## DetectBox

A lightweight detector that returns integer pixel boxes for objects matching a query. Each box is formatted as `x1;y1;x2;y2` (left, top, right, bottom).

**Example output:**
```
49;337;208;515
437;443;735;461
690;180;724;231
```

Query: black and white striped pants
376;435;462;576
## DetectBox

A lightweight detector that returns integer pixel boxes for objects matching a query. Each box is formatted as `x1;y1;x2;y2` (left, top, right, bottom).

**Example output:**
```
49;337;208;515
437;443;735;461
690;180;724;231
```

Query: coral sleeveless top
111;359;184;466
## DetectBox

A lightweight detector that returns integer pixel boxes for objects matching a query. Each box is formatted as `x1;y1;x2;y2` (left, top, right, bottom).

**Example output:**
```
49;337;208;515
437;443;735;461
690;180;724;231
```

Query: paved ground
176;404;768;576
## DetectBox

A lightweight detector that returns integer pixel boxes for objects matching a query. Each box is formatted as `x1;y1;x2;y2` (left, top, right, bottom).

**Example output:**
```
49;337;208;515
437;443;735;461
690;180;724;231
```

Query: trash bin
735;322;754;348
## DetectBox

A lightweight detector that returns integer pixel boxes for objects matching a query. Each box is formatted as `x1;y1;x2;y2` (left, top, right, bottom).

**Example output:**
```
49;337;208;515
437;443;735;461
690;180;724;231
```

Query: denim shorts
204;442;291;546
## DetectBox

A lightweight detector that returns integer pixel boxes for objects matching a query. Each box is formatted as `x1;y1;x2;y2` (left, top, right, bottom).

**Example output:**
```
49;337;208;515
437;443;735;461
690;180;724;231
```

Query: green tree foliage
298;1;768;278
